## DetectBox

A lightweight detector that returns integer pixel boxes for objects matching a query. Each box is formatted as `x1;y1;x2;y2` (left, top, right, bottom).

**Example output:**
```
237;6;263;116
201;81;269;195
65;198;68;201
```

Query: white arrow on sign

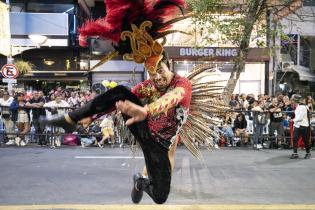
2;78;17;83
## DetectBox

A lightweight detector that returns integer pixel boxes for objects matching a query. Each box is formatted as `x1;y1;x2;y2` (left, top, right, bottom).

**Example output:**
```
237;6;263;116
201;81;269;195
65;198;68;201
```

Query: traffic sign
1;64;19;79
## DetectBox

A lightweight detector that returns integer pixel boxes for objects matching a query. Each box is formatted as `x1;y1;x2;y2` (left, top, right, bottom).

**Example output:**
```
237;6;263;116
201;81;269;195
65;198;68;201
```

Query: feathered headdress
79;0;188;73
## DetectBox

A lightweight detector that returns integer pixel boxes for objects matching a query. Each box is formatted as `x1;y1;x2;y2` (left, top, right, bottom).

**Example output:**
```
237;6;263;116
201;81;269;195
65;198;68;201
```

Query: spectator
98;114;115;147
67;92;80;108
252;101;268;149
239;94;247;110
229;94;238;109
78;92;87;107
9;92;30;146
0;91;15;145
290;94;311;159
84;90;92;101
233;113;249;145
26;90;47;145
306;96;314;112
221;118;234;146
268;98;285;148
44;93;70;147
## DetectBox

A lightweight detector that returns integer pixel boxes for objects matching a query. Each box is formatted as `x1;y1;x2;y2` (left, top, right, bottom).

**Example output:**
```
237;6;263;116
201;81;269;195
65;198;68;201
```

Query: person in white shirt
98;114;115;147
0;91;15;145
290;94;311;159
44;93;70;147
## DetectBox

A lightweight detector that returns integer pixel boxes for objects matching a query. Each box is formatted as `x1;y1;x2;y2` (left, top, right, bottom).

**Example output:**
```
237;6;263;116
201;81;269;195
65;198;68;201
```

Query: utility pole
5;0;13;65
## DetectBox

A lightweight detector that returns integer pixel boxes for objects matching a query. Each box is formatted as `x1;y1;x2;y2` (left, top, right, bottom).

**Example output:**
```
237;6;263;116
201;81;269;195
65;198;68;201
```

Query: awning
292;65;315;82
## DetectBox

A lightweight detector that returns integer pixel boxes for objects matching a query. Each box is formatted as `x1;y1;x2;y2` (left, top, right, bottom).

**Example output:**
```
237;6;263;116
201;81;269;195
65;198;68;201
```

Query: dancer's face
148;62;174;92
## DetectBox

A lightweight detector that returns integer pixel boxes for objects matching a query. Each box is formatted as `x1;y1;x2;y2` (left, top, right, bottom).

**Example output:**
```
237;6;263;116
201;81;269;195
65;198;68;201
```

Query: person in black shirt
26;91;46;145
268;98;285;148
234;113;249;145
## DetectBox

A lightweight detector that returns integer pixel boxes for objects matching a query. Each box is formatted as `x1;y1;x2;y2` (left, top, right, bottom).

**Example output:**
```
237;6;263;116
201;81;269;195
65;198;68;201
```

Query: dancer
42;0;228;204
42;52;192;204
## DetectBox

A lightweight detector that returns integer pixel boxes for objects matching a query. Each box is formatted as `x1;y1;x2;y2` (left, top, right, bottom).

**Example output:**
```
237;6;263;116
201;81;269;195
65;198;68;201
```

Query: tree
13;60;35;75
186;0;303;103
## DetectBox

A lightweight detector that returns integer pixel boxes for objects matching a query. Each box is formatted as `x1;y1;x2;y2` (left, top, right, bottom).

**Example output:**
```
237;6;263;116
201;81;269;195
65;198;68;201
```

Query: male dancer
42;53;192;204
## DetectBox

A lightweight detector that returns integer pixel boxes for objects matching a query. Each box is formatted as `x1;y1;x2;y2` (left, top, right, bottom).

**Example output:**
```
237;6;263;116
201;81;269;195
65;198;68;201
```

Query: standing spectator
78;92;87;107
44;93;70;147
268;98;285;148
306;96;314;112
233;113;249;145
239;94;247;110
290;94;311;159
26;90;46;145
84;90;92;102
67;92;80;108
229;94;238;109
252;101;268;149
9;92;30;146
98;114;115;147
0;91;15;145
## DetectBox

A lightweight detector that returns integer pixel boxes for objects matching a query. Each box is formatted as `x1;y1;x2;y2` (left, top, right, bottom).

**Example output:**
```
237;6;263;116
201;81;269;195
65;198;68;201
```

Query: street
0;146;315;209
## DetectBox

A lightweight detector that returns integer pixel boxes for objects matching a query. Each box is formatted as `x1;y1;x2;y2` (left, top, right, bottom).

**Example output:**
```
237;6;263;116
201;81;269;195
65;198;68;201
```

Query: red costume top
132;74;192;147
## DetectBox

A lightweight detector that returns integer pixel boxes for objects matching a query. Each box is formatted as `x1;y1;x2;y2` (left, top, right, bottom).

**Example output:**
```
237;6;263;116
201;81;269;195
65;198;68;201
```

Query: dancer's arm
145;87;185;117
116;80;192;125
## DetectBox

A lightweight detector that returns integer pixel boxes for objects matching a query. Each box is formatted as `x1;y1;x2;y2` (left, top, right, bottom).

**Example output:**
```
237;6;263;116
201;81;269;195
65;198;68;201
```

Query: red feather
79;0;187;48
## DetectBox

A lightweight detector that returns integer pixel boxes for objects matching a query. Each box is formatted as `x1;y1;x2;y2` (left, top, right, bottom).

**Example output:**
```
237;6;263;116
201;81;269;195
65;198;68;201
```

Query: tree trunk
223;0;266;104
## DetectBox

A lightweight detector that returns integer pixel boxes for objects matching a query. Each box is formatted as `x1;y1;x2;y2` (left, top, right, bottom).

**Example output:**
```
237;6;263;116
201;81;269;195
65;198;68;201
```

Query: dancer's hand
115;100;147;126
78;117;92;128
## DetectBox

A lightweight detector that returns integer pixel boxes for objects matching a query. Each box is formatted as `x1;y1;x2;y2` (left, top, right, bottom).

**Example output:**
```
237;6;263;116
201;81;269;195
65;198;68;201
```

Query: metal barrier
0;106;314;149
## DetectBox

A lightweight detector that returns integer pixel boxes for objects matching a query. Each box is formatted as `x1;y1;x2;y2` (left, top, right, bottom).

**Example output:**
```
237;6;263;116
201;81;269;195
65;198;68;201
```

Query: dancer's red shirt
132;74;192;147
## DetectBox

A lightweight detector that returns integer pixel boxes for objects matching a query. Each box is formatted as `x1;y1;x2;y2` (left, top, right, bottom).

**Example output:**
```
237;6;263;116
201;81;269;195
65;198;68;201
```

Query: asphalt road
0;146;314;206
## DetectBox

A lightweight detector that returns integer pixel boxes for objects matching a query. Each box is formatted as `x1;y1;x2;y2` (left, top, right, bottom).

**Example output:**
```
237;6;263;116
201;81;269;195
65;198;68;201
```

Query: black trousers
33;117;46;144
69;85;171;204
293;126;310;154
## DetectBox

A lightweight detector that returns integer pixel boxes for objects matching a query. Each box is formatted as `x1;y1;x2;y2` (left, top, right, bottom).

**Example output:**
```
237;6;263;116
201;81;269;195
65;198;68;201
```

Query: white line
75;156;144;159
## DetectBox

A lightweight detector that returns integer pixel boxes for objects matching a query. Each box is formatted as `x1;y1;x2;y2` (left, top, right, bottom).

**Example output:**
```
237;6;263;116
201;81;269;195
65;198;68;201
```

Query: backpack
63;134;79;146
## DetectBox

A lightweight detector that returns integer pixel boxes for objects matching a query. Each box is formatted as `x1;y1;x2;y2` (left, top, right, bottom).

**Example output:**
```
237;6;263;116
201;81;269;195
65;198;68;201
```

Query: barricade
0;105;314;149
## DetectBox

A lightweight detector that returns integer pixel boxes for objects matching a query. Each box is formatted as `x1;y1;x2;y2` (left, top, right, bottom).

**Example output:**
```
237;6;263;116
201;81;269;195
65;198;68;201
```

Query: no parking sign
1;64;19;79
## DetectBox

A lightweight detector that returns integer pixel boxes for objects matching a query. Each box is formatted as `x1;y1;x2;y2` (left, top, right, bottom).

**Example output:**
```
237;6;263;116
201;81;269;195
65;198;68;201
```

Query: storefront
164;46;269;96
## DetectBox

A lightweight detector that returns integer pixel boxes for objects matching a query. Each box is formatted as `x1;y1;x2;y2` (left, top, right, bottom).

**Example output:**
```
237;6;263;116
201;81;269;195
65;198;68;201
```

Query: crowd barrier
0;106;314;148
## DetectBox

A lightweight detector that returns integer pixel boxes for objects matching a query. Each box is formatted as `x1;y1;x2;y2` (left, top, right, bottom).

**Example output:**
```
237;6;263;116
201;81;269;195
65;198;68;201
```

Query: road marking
75;156;144;159
1;204;315;210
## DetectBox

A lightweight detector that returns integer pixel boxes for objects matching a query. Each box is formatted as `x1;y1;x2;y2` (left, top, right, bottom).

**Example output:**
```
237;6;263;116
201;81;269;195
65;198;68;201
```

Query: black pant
33;118;46;144
293;126;310;154
69;85;171;204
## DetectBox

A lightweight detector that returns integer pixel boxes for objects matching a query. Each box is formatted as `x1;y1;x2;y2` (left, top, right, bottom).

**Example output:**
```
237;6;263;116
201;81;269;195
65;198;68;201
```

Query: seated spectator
221;119;234;146
77;125;97;148
233;113;249;145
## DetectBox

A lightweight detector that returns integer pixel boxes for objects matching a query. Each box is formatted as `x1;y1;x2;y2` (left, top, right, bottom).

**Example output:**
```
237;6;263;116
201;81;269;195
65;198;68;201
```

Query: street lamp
28;34;48;47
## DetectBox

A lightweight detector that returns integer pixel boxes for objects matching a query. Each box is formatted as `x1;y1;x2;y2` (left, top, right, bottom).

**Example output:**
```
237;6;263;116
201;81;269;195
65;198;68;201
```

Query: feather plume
179;63;229;160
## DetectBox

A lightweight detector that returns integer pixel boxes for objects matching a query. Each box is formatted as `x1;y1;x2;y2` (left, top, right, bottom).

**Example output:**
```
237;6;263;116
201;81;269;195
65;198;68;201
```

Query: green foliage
186;0;267;48
13;60;35;75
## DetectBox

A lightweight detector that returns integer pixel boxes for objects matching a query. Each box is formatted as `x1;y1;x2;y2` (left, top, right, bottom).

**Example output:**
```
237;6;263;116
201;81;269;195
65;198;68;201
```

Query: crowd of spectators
220;93;315;149
0;87;314;150
0;87;115;147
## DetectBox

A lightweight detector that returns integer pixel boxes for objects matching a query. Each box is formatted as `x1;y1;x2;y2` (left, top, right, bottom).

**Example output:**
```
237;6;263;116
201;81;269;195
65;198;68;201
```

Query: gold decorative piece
121;21;163;74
